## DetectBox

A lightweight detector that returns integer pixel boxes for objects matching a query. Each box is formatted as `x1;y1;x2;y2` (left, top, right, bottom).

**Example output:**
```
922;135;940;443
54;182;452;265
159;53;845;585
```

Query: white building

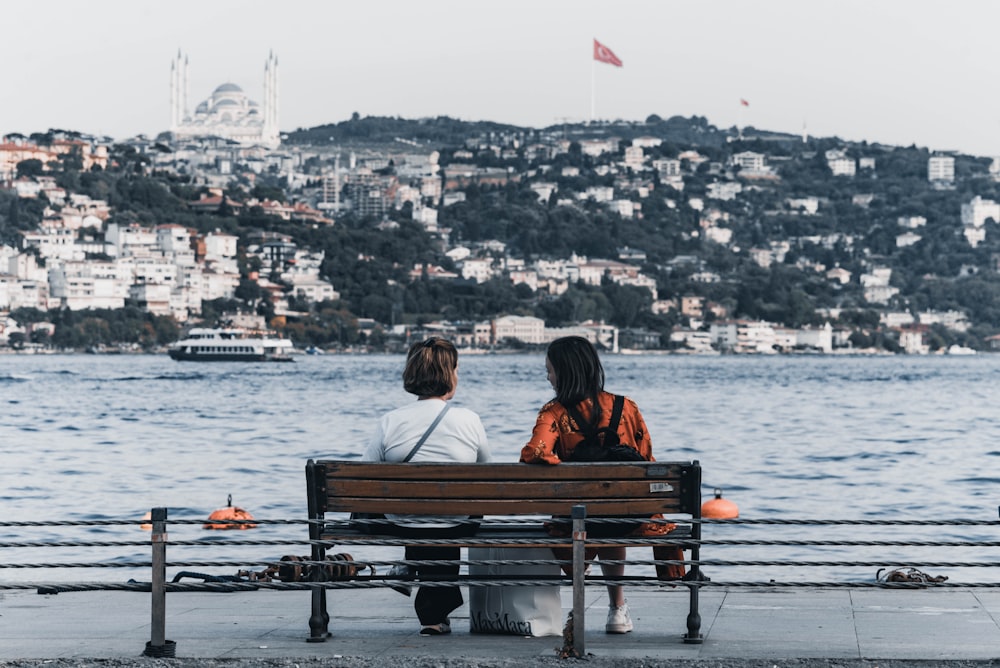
106;222;157;257
156;224;191;254
623;146;645;169
797;323;833;353
584;186;614;202
964;225;986;248
608;199;637;218
703;226;733;245
928;155;955;183
48;262;127;310
652;159;683;190
493;315;545;345
288;275;339;303
829;157;857;176
898;215;927;229
707;181;742;201
710;320;778;353
460;258;495;284
961;196;1000;228
787;197;820;214
579;139;617;157
732;151;766;173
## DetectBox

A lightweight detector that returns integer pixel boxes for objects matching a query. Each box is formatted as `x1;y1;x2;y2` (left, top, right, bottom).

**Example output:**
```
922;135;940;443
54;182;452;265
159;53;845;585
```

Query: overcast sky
5;0;999;155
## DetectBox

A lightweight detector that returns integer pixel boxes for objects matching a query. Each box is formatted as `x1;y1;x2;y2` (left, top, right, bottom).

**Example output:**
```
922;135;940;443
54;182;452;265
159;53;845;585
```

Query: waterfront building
493;315;545;345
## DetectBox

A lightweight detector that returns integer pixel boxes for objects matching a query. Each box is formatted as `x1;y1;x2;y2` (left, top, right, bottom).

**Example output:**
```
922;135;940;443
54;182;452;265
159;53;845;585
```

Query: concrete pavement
3;585;1000;662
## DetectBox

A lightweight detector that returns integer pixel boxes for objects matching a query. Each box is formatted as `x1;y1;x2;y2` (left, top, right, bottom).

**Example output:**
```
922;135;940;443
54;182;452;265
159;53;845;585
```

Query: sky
5;0;1000;156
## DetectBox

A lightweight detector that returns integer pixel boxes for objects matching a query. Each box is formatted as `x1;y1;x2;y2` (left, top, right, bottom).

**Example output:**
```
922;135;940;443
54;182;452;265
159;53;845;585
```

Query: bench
305;459;704;650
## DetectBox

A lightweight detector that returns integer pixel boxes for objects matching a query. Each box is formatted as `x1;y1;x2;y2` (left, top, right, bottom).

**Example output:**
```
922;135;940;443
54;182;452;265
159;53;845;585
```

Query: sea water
3;352;1000;583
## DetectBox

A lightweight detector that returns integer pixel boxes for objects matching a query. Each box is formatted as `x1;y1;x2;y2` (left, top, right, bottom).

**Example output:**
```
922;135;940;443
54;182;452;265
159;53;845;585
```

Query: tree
16;159;45;178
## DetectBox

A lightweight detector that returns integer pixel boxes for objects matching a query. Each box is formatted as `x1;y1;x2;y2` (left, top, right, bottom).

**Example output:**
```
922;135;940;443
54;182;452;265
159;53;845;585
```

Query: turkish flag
593;39;623;67
740;98;750;107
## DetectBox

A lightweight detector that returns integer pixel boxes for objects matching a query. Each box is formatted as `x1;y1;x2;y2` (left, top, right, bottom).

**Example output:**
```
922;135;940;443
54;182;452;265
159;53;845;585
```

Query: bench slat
327;478;685;501
324;497;685;515
320;461;688;481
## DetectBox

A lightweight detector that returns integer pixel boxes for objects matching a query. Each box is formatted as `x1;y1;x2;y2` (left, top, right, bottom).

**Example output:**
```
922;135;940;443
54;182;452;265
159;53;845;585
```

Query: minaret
183;53;190;122
170;50;180;130
262;51;280;146
170;50;190;132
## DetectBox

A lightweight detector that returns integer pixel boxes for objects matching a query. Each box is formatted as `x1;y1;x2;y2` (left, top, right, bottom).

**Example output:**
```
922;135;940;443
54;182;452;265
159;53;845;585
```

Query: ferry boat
167;327;294;362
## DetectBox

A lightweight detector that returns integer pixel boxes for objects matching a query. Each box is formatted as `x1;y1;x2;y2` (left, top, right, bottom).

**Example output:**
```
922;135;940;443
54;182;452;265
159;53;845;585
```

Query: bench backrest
306;460;701;518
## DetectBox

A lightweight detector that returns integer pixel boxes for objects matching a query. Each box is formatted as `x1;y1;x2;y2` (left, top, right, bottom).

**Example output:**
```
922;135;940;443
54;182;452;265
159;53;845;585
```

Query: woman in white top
365;337;490;636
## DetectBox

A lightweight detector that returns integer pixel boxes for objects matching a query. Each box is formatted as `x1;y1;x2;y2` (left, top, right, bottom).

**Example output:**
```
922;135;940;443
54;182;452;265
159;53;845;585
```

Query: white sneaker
606;602;633;634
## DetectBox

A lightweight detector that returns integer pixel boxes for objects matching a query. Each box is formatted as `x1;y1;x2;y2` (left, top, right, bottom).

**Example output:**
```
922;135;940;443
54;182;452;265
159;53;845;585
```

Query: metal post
143;507;175;657
571;504;587;657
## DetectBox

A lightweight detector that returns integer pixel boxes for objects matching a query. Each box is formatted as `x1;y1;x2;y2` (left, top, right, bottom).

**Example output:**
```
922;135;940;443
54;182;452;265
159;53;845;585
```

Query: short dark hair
402;337;458;397
546;336;604;423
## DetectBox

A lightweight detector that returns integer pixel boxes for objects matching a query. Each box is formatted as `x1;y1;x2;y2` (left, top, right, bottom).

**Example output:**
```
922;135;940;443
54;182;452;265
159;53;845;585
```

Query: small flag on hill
594;39;623;67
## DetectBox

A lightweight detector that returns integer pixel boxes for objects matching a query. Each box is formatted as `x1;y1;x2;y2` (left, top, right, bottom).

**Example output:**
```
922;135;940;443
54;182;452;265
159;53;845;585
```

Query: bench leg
307;530;330;641
308;587;330;642
684;583;702;643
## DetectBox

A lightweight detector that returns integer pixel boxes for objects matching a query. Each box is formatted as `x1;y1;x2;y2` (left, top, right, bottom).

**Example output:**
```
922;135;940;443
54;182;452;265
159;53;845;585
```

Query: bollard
143;507;176;657
571;504;587;657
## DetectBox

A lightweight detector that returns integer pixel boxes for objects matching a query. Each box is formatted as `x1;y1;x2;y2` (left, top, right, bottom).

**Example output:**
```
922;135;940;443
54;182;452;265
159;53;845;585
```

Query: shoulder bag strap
402;402;451;462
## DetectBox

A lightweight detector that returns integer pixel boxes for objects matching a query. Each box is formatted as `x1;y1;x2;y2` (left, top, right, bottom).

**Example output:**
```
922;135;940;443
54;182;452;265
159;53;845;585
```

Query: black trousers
406;545;462;625
386;522;479;626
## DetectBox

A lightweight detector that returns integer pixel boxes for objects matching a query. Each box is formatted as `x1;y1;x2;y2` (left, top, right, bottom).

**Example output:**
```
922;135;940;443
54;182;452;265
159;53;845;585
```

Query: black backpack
563;395;647;462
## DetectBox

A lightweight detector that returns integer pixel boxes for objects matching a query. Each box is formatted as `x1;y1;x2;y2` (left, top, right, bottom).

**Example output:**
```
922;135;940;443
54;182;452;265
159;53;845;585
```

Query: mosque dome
214;83;244;95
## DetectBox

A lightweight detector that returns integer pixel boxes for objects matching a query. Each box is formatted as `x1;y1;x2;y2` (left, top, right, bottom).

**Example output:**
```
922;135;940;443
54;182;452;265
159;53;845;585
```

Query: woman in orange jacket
520;336;678;634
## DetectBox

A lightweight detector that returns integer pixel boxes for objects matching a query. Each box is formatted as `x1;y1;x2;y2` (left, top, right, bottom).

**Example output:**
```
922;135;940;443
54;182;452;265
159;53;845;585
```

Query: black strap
402;403;451;462
564;394;624;442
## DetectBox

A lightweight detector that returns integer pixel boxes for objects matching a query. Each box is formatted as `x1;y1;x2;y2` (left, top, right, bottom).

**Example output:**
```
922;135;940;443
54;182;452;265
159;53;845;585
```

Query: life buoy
203;494;257;530
701;488;739;519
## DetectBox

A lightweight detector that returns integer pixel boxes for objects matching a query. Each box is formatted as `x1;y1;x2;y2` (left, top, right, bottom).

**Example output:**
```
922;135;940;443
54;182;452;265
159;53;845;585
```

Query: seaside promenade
3;585;1000;665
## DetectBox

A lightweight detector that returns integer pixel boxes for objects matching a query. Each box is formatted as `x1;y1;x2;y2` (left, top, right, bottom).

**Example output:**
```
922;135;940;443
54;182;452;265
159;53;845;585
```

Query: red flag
740;98;750;107
593;39;623;67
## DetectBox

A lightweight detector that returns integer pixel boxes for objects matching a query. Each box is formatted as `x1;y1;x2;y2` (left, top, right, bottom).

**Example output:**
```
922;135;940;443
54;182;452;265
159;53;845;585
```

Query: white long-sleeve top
364;398;491;526
365;398;491;464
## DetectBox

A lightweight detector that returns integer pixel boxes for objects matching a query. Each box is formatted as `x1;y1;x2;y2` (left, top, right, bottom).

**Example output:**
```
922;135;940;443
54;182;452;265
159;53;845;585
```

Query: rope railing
7;516;1000;527
3;509;1000;657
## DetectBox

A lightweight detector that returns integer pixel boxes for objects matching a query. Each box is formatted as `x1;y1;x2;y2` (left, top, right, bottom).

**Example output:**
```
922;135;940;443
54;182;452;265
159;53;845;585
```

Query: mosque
169;50;280;148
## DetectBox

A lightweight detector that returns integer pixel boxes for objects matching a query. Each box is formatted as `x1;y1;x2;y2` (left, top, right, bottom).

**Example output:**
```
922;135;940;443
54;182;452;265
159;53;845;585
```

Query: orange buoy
140;511;152;531
203;494;257;530
701;488;739;519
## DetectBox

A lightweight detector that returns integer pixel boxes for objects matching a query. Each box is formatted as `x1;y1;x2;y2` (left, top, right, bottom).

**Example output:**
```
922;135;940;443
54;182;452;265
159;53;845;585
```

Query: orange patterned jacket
520;390;675;537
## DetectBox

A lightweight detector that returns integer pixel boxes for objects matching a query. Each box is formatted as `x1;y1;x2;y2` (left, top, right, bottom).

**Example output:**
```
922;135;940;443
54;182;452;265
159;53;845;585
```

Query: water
4;352;1000;583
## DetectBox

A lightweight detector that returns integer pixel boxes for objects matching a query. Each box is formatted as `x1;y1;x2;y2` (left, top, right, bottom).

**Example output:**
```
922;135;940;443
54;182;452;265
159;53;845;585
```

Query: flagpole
590;59;595;125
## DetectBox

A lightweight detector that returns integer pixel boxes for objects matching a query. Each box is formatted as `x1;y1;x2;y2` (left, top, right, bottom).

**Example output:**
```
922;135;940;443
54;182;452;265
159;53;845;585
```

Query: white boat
168;327;294;362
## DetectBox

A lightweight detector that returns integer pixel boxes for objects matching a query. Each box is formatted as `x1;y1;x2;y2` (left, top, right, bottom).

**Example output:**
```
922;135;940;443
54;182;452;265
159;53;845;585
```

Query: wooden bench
305;459;703;650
